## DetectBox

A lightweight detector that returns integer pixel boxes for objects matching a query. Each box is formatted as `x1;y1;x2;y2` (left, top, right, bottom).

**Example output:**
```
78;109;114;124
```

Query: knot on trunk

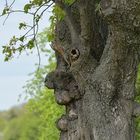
56;115;68;132
45;71;81;104
55;90;72;105
45;71;73;89
68;108;78;120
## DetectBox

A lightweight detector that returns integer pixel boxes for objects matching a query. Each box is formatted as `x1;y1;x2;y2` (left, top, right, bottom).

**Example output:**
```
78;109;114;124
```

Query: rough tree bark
45;0;140;139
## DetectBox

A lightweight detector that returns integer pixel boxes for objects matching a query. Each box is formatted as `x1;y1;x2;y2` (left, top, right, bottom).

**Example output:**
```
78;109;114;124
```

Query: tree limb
78;0;95;43
55;0;80;44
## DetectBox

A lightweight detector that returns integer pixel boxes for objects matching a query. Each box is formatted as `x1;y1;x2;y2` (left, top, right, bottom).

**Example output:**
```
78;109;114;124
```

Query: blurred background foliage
0;28;64;140
135;66;140;140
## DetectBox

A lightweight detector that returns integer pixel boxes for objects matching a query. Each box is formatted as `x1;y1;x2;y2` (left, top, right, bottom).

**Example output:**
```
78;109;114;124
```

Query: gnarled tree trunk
45;0;140;139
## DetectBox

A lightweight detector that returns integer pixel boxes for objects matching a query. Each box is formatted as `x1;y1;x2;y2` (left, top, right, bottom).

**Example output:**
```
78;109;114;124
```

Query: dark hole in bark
70;49;80;61
71;49;77;55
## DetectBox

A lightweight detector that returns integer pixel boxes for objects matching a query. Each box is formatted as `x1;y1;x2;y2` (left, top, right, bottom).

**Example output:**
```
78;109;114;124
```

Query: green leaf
24;4;32;13
2;7;9;15
32;0;43;6
19;36;25;42
47;31;55;42
4;56;9;61
52;5;65;21
9;36;18;46
19;23;27;30
35;15;41;22
18;45;24;53
64;0;75;5
27;40;34;49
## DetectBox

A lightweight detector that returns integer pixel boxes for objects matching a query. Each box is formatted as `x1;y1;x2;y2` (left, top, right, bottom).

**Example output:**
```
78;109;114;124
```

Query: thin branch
9;0;16;9
33;2;54;71
11;10;34;15
24;24;37;37
0;10;34;18
39;2;53;17
33;12;41;72
35;39;41;72
34;2;48;15
25;34;34;38
31;2;54;72
5;0;8;7
3;13;10;25
2;0;16;25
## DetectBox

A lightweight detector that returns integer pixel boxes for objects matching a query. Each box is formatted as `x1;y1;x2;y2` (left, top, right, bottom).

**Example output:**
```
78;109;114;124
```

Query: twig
9;0;16;9
5;0;8;7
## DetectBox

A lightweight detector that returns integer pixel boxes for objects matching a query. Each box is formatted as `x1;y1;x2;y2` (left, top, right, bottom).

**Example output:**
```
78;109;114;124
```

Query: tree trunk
45;0;140;139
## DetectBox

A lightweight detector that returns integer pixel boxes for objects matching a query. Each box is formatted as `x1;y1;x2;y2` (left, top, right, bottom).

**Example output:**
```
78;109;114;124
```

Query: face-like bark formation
45;0;140;139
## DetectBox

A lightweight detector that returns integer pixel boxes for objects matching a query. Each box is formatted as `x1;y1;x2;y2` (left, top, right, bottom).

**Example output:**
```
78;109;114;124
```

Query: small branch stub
68;109;78;120
56;115;68;132
55;90;72;105
68;84;81;100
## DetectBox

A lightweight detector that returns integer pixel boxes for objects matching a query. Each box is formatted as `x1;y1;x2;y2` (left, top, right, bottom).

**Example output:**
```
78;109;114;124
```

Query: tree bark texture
45;0;140;139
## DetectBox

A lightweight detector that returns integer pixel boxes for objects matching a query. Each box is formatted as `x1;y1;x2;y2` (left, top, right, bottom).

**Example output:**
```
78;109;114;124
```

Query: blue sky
0;0;51;110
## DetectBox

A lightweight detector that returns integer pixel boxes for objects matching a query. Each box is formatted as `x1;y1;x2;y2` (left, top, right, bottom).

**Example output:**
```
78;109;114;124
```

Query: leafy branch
1;0;53;62
1;0;75;62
